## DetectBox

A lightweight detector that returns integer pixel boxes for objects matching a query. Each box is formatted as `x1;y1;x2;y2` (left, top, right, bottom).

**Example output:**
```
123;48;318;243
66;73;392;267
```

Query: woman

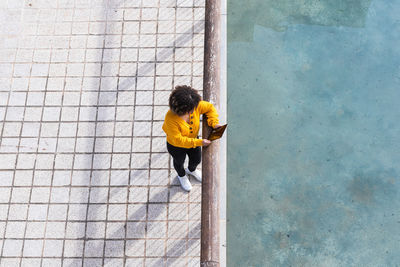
162;85;221;191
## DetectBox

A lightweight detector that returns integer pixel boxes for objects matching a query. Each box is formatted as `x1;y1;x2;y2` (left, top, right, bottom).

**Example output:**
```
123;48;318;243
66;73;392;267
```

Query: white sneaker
185;168;202;182
178;175;192;192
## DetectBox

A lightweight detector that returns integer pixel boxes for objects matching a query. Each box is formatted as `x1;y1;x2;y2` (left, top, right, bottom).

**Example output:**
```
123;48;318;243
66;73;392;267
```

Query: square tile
5;221;26;238
145;239;165;257
40;123;59;137
130;169;149;185
55;154;74;169
113;137;131;152
154;91;170;105
90;187;108;203
158;21;175;34
122;34;139;47
106;222;125;239
63;92;81;105
43;239;63;257
150;170;169;185
61;107;79;121
0;171;13;186
86;222;105;238
14;170;33;186
151;137;168;152
36;154;54;172
79;107;97;121
128;187;148;203
93;154;111;169
5;107;24;121
95;137;113;152
95;122;114;136
1;258;21;267
105;240;124;257
110;170;129;185
59;123;77;137
84;240;104;257
126;221;146;239
114;121;132;136
137;76;155;90
0;204;8;220
64;240;84;257
57;137;75;152
25;221;46;238
87;204;107;220
77;122;96;136
69;187;89;203
20;137;40;152
8;92;27;105
30;187;51;203
42;107;60;121
33;171;52;185
149;187;169;203
167;238;187;257
169;203;188;220
2;239;23;257
16;154;36;169
157;34;175;48
109;187;128;203
21;122;40;137
28;204;48;220
0;188;11;203
168;221;188;238
132;137;151;152
52;170;71;186
50;187;70;203
126;240;145;257
147;220;167;238
99;91;117;105
91;170;110;186
123;22;139;34
116;106;134;120
66;222;86;238
121;48;138;62
47;204;68;220
150;153;170;168
45;221;66;238
133;121;152;136
137;62;155;76
71;170;91;186
83;258;102;267
107;204;127;221
119;62;137;76
97;106;115;121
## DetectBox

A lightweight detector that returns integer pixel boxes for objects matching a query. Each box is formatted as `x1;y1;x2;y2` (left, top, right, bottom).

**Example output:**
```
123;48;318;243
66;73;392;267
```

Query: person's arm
197;101;219;128
163;119;203;148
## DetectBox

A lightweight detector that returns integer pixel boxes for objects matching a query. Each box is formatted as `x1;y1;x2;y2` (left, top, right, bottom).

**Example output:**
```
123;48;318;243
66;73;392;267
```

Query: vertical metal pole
201;0;221;266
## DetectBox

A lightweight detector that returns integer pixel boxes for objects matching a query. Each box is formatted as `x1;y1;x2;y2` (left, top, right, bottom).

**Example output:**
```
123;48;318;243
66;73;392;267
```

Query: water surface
227;0;400;265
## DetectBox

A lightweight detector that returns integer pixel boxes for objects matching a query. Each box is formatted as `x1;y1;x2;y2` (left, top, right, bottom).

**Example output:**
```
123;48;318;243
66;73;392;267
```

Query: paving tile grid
0;0;205;266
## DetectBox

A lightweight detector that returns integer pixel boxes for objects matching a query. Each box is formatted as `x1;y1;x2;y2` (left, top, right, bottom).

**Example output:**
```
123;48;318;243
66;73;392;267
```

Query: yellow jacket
162;100;219;148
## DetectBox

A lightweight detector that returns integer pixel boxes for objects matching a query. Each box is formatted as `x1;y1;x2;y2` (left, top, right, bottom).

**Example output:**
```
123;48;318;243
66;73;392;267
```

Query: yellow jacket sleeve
197;101;219;128
163;119;203;148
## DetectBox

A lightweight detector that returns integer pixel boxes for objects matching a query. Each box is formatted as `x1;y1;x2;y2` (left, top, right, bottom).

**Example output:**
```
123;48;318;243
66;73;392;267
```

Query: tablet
207;124;227;141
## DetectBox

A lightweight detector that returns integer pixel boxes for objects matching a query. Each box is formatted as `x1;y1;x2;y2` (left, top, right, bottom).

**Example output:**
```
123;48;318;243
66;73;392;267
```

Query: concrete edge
220;0;227;265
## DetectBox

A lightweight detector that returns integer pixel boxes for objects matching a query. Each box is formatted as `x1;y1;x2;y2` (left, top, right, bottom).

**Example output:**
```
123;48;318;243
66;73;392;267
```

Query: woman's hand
202;139;211;146
213;124;222;129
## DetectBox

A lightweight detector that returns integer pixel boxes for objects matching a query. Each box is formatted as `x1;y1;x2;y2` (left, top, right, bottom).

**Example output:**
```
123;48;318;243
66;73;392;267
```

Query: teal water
227;0;400;266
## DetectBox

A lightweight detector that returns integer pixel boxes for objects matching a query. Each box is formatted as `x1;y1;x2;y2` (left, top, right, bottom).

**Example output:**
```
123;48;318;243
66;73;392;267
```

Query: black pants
167;142;201;177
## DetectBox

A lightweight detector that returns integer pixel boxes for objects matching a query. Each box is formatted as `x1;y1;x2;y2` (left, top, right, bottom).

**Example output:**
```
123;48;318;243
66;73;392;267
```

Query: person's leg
166;142;187;177
187;146;201;172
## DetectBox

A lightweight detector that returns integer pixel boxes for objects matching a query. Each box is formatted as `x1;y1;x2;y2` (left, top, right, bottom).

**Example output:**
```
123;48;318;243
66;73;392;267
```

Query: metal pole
201;0;221;265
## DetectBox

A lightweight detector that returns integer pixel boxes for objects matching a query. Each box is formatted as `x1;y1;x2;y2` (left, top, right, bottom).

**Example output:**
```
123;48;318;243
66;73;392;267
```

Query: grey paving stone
0;0;204;264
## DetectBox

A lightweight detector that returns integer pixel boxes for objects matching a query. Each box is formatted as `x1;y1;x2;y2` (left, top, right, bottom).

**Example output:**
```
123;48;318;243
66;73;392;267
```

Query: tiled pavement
0;0;205;266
